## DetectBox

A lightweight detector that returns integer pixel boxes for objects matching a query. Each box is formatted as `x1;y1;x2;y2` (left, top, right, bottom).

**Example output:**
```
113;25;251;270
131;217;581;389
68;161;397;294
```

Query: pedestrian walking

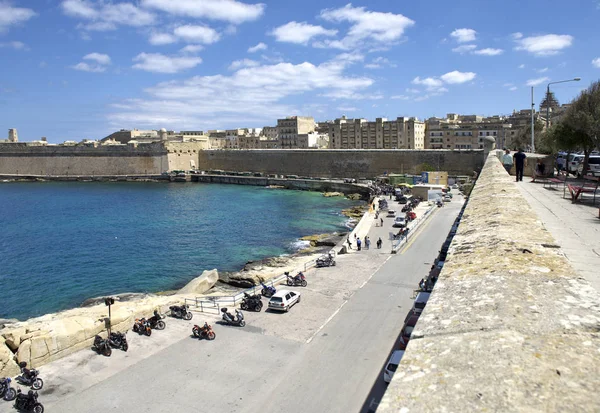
502;149;513;174
377;237;382;249
346;236;352;250
380;217;383;226
513;148;527;182
356;237;362;251
365;236;371;249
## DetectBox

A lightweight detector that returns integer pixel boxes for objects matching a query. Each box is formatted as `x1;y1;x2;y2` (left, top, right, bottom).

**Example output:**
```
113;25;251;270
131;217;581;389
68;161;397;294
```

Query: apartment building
261;126;278;140
328;116;425;149
426;114;513;150
277;116;315;149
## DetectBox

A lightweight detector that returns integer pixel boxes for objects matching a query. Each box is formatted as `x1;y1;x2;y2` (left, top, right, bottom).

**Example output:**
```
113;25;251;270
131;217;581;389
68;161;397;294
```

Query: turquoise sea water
0;182;360;320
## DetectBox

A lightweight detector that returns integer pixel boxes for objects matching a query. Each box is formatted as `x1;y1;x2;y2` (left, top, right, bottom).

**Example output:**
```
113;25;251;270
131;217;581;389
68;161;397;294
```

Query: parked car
443;196;451;202
386;210;396;217
412;292;431;314
393;216;406;228
383;350;405;383
406;211;416;221
568;154;584;175
268;290;301;312
399;314;420;349
576;156;600;177
397;196;408;204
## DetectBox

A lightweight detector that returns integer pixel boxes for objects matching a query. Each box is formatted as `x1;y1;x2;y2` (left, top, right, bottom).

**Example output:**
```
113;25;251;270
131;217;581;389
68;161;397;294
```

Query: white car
383;350;405;383
412;292;431;314
576;156;600;177
268;290;301;312
386;210;396;217
393;216;406;227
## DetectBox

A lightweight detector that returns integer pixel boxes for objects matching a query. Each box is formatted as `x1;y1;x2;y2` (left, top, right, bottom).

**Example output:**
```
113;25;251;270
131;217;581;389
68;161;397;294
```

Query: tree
512;119;544;151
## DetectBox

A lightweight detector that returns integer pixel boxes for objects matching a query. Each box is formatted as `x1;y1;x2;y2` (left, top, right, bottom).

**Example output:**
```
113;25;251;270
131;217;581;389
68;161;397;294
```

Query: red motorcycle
192;322;216;340
286;271;307;287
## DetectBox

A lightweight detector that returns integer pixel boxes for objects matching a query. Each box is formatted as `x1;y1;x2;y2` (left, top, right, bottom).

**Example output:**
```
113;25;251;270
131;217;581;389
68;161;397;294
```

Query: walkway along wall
378;153;600;412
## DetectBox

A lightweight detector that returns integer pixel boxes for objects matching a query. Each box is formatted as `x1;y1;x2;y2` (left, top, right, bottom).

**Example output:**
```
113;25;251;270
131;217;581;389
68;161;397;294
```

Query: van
383;350;405;383
412;292;431;314
576;156;600;177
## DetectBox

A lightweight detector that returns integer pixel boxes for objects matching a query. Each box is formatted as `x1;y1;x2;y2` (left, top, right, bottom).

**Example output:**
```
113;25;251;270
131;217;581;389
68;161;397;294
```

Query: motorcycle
192;322;216;340
132;318;152;336
0;377;16;401
146;310;166;330
316;253;336;268
240;292;263;312
108;331;128;352
15;363;43;390
92;335;112;357
286;271;307;287
221;308;245;327
260;282;276;298
13;389;43;413
170;304;193;320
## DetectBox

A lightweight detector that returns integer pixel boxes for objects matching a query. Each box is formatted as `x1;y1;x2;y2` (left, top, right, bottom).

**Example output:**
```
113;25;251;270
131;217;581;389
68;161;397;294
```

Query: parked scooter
221;308;245;327
169;304;193;320
132;318;152;336
0;377;16;401
13;389;43;413
240;292;263;312
286;271;307;287
108;331;128;352
316;253;336;268
15;363;43;390
260;282;276;298
192;322;216;340
146;310;166;330
92;335;112;357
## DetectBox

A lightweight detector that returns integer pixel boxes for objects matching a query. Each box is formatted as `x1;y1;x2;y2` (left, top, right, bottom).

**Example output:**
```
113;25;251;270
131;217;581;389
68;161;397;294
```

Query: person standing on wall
513;149;527;182
502;149;513;174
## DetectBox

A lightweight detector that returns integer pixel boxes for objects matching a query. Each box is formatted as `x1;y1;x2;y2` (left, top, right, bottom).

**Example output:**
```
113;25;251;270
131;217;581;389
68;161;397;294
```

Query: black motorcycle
146;310;166;330
0;377;16;401
108;331;128;352
221;308;245;327
316;253;336;268
240;293;262;312
285;271;307;287
13;389;43;413
170;304;193;320
15;363;43;390
92;335;112;357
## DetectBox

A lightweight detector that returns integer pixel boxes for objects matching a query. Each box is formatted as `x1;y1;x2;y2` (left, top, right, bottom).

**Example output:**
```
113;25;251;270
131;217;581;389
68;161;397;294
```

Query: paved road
12;197;462;413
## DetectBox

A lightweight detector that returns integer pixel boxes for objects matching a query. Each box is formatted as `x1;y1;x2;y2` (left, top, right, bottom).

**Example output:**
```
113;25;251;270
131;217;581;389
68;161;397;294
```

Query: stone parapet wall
378;153;600;412
198;149;484;178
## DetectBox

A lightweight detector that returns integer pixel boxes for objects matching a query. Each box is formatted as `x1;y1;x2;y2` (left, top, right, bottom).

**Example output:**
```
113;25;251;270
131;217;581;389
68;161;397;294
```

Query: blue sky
1;0;599;143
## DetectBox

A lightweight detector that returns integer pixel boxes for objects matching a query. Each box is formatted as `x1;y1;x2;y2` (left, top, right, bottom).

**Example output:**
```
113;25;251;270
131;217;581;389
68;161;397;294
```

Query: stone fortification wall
0;143;168;175
378;154;600;412
198;149;484;178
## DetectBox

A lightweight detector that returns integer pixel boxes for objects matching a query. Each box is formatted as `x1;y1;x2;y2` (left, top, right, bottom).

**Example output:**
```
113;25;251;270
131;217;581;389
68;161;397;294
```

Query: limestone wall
378;153;600;412
198;149;484;177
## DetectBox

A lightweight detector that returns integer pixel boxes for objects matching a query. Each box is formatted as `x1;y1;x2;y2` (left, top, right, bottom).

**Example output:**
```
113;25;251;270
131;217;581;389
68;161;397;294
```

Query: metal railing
391;204;435;253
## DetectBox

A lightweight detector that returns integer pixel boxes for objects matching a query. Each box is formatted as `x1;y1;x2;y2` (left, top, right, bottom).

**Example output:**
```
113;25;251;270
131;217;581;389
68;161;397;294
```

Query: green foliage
416;163;435;173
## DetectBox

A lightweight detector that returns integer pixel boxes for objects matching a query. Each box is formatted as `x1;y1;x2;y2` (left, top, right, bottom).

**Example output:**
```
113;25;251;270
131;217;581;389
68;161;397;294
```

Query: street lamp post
545;78;581;131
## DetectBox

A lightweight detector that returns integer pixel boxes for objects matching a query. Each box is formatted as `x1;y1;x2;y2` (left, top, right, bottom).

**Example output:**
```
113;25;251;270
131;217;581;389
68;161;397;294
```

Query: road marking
399;209;438;255
306;255;391;344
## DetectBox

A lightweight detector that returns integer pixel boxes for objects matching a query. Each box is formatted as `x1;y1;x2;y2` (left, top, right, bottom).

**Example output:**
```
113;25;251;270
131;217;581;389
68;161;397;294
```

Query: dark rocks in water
301;233;345;247
80;292;155;307
0;318;19;329
218;272;258;288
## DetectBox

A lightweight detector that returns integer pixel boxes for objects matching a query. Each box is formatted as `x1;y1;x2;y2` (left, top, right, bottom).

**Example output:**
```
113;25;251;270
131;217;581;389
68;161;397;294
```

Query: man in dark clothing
513;149;527;182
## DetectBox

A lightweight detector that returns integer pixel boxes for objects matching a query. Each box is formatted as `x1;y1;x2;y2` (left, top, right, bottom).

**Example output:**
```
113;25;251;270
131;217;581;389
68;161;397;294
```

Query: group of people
502;148;548;182
347;234;383;251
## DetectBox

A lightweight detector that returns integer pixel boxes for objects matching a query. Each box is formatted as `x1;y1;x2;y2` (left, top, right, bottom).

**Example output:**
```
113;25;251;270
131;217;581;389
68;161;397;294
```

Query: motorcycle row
1;362;45;412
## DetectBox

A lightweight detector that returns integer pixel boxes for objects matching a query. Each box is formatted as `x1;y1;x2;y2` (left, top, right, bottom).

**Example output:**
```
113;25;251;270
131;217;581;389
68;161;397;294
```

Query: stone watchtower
8;128;18;142
159;128;167;142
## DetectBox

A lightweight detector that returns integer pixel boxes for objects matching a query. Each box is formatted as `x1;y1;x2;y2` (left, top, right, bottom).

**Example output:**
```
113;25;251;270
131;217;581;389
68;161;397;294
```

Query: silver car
268;290;301;312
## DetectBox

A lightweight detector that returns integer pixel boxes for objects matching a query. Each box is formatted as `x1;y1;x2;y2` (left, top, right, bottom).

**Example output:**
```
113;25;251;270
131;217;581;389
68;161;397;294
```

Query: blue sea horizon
0;182;361;320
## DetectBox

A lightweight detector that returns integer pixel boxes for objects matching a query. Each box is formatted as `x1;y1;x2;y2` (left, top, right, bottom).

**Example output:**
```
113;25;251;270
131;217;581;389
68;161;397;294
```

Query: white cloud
271;21;336;44
514;34;574;56
451;44;476;54
518;64;525;69
180;44;203;54
84;52;110;65
61;0;155;31
337;106;357;111
132;52;202;73
110;59;373;129
149;32;178;45
72;62;106;73
0;40;28;50
405;88;419;94
412;76;443;89
440;70;476;84
526;76;550;86
592;58;600;68
141;0;265;23
364;56;395;69
391;95;409;100
536;67;549;73
472;48;503;56
248;42;267;53
229;58;259;70
450;28;476;43
509;86;517;91
174;25;220;44
512;32;523;40
318;4;415;50
0;2;36;33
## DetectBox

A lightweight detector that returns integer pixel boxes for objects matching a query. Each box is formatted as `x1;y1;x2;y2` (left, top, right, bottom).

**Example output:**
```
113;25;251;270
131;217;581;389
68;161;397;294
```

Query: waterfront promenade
11;194;463;412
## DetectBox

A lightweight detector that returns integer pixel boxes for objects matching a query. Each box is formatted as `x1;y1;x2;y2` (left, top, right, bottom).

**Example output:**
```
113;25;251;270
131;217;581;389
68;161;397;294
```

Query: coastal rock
323;192;344;197
3;327;27;351
81;292;155;307
301;233;344;247
342;206;367;219
346;193;362;200
0;337;19;378
177;269;219;295
0;318;19;330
